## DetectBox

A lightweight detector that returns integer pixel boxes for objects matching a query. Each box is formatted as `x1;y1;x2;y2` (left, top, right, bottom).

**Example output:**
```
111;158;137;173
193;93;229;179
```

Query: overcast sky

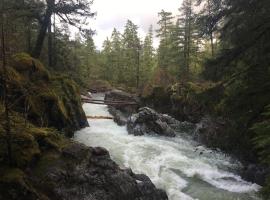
88;0;183;49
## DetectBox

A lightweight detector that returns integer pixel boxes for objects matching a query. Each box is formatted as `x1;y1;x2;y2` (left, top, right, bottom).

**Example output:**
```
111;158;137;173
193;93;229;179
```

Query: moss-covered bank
0;53;87;197
2;53;88;136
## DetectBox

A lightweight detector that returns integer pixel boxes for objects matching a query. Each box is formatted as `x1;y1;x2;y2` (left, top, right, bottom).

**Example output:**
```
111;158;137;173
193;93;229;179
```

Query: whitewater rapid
74;93;261;200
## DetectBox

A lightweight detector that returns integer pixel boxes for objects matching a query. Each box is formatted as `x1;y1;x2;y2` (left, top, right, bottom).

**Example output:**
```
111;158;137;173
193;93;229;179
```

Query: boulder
105;89;139;115
36;143;168;200
108;107;128;126
127;107;178;137
0;142;168;200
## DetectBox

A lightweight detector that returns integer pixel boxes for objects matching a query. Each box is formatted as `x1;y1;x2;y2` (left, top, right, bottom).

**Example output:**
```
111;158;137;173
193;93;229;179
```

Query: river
74;93;261;200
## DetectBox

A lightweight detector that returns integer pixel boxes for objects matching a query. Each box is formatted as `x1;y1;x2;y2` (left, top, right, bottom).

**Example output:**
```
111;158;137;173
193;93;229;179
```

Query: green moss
2;55;86;133
11;53;50;81
29;127;69;150
11;53;44;72
0;107;66;168
0;53;87;171
0;168;25;183
33;151;60;178
11;132;40;168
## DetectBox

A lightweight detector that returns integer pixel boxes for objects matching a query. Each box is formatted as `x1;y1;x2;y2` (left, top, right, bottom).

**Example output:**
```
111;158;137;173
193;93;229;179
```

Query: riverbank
0;55;167;200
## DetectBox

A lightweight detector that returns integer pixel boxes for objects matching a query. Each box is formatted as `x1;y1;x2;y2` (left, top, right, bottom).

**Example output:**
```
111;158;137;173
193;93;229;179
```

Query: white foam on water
74;94;261;200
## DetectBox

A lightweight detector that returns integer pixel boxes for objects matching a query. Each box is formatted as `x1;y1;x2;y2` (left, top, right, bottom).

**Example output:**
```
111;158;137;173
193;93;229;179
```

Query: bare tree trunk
27;23;32;53
53;13;57;66
48;16;52;67
31;0;55;58
207;0;214;56
1;0;12;166
210;32;214;56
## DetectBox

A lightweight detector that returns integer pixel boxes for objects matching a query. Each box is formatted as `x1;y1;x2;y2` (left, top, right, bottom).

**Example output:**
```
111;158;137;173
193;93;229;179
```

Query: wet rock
240;164;269;186
0;142;167;200
127;107;179;137
193;116;227;147
108;106;128;126
105;89;139;115
30;143;168;200
92;146;110;156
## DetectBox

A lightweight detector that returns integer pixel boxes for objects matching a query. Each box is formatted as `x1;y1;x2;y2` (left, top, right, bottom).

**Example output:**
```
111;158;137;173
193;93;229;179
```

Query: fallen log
83;100;137;106
87;116;114;119
81;94;92;100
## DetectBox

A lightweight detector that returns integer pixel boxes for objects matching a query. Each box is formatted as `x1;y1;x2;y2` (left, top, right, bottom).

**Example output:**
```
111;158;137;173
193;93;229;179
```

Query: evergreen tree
178;0;199;78
156;10;174;68
101;38;113;81
122;20;141;86
141;25;155;84
82;30;97;81
168;19;185;78
32;0;95;59
110;28;123;83
196;0;223;56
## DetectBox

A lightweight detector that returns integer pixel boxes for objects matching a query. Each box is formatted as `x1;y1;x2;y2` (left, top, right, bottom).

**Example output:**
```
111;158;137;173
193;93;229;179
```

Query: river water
74;93;261;200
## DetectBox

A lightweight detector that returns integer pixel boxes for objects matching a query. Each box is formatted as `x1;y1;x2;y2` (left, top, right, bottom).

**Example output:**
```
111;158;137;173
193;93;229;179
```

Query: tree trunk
31;0;55;58
207;0;214;56
1;0;12;166
210;32;214;56
53;13;57;66
48;16;52;67
27;23;32;53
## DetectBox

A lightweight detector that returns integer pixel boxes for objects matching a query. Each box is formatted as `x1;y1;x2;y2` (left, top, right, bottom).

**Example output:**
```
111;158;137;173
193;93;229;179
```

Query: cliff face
0;53;167;200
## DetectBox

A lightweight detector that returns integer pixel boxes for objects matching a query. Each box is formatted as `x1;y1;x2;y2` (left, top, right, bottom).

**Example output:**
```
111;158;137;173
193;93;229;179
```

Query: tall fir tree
178;0;199;79
110;28;123;83
156;10;174;69
122;20;140;86
141;25;155;84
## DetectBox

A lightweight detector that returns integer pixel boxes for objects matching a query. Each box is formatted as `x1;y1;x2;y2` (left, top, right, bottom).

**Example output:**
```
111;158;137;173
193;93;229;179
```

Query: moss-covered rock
11;53;50;81
0;168;46;200
0;105;68;168
0;53;87;168
2;53;88;137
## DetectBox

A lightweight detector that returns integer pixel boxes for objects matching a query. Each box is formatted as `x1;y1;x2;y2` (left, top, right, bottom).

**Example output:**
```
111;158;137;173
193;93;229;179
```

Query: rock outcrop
105;89;139;126
127;107;179;137
105;89;139;114
0;142;167;200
